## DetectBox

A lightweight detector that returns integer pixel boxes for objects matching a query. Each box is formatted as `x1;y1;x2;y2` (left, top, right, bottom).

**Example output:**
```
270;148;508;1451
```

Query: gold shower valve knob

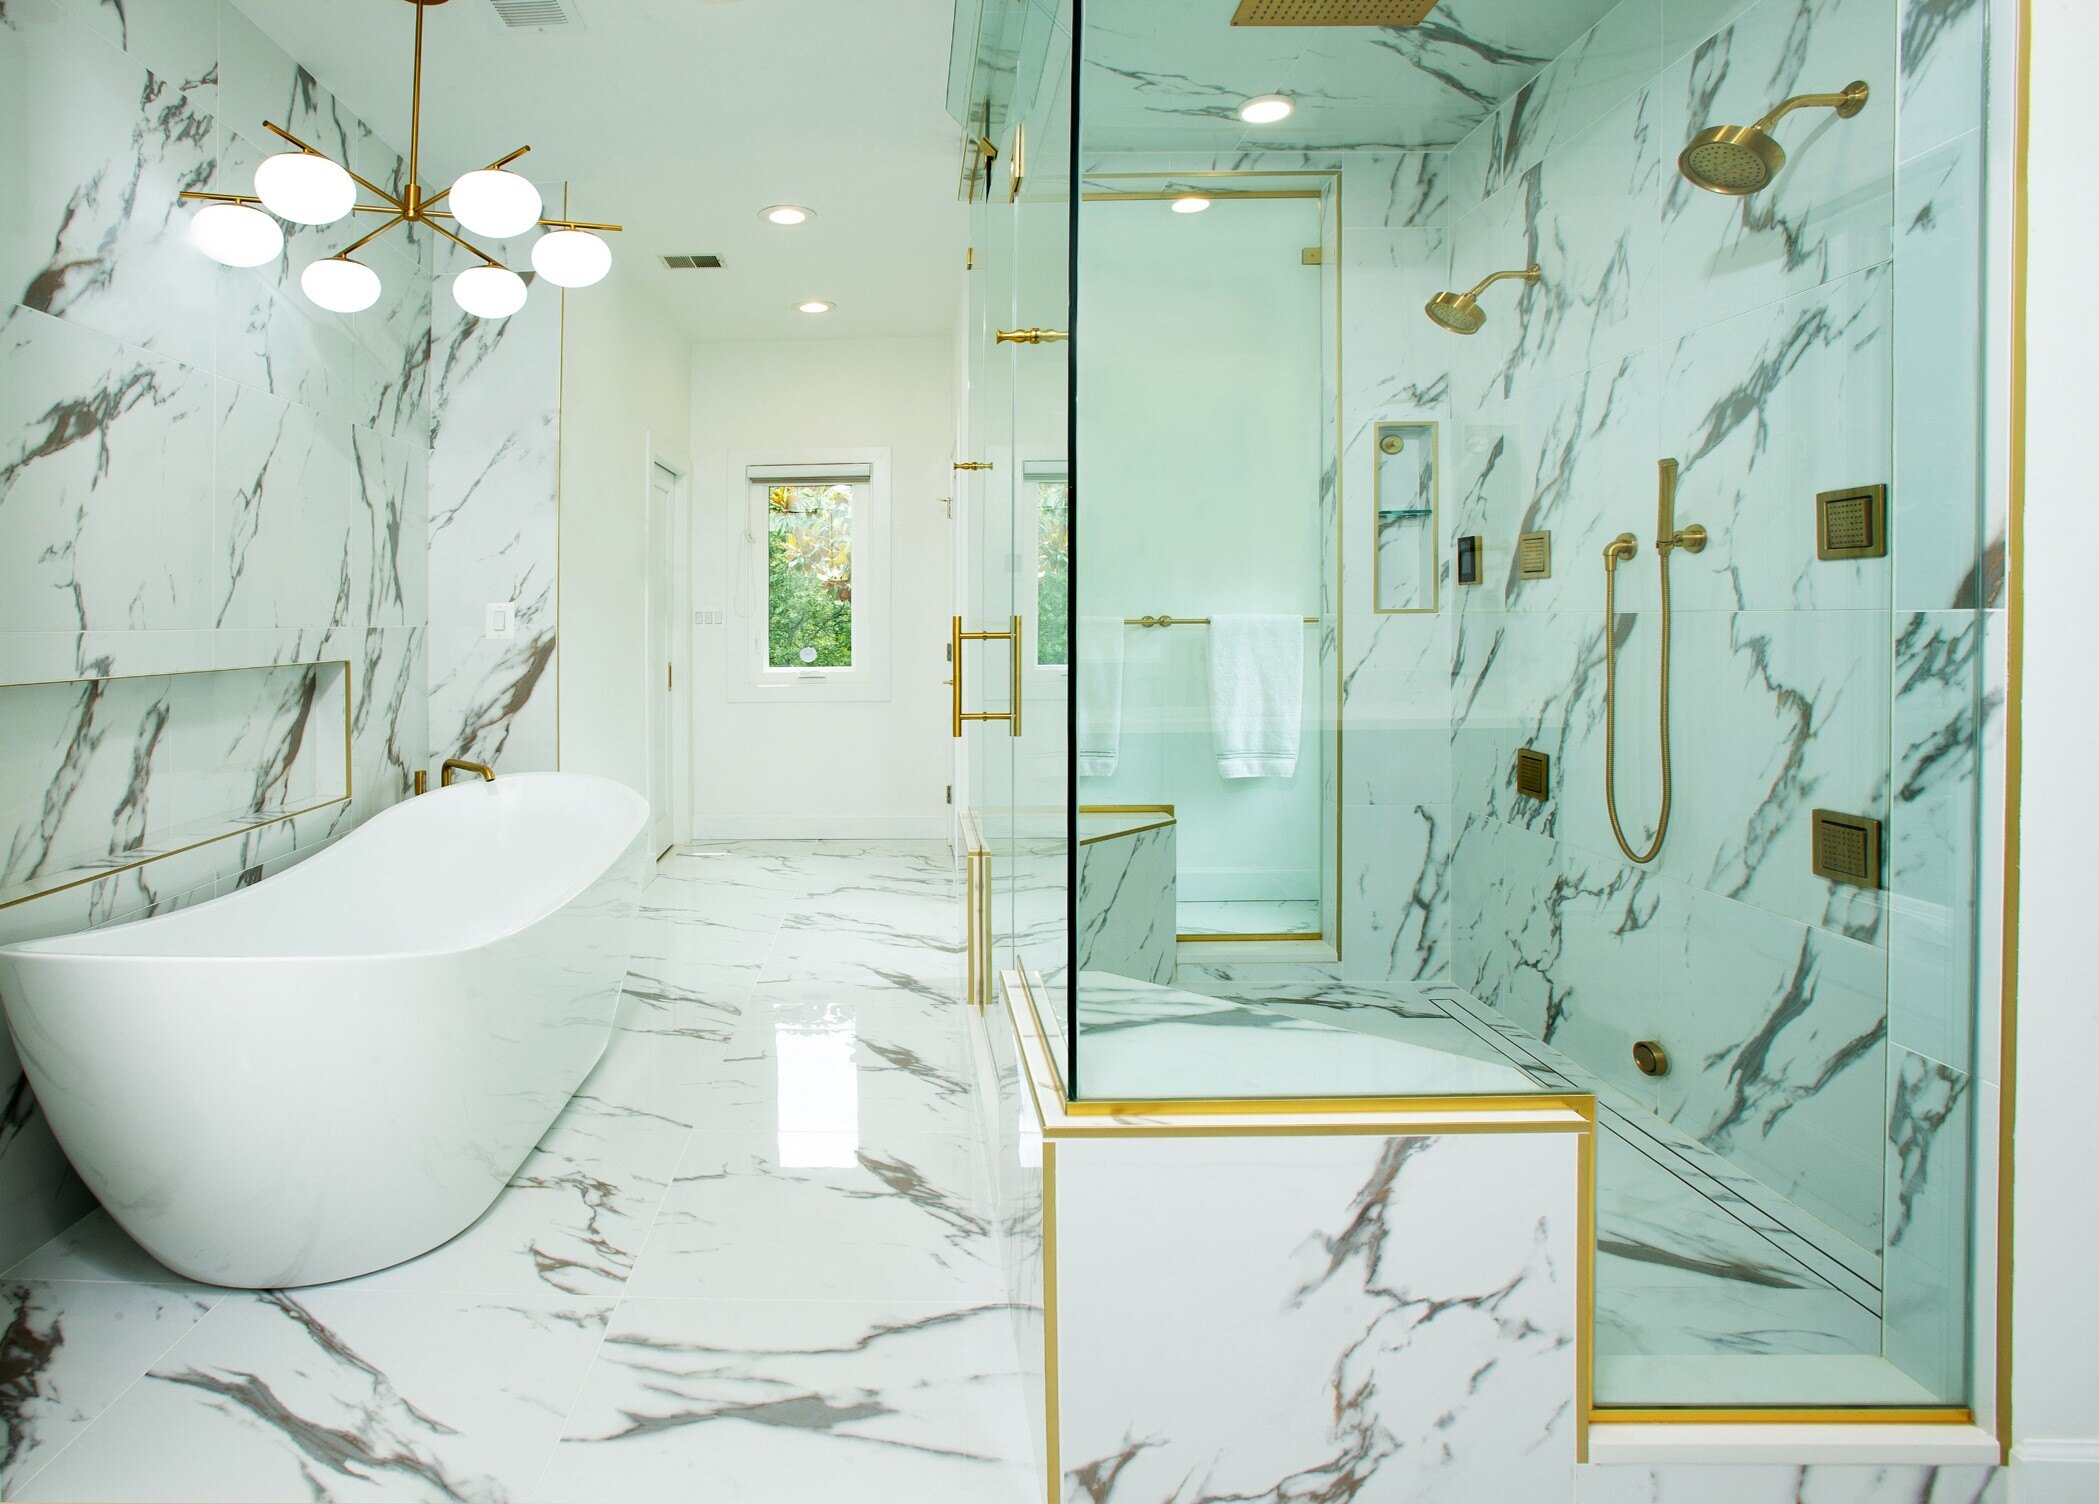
1632;1040;1670;1077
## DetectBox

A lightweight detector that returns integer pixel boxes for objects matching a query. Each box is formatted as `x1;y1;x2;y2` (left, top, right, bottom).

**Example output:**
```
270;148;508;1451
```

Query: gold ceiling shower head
1423;264;1540;336
1678;80;1870;196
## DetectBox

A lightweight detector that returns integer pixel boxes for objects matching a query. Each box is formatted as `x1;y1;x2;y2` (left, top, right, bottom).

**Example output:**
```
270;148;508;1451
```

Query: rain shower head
1423;265;1540;336
1679;80;1870;196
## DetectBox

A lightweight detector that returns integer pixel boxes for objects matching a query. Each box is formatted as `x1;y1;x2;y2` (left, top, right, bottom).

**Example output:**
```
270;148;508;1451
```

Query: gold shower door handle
995;328;1068;345
951;615;1024;738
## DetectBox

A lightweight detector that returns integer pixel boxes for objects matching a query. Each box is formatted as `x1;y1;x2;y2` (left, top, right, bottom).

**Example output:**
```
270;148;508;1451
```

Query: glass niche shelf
1373;420;1438;613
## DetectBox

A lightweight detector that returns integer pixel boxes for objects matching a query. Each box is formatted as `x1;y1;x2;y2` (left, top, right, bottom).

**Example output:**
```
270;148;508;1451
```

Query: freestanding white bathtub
0;772;650;1288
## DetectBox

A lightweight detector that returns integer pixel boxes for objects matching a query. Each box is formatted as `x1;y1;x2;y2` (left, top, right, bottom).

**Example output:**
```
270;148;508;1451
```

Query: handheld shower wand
1601;459;1704;865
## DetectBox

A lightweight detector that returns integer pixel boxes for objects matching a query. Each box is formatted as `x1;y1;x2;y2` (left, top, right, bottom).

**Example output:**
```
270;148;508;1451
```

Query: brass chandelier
181;0;621;318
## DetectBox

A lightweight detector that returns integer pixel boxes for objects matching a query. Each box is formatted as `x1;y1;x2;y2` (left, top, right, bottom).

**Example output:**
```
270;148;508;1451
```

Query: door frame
644;435;694;857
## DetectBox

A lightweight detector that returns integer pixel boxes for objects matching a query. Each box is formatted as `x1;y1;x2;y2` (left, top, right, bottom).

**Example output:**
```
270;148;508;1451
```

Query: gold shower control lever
995;328;1068;344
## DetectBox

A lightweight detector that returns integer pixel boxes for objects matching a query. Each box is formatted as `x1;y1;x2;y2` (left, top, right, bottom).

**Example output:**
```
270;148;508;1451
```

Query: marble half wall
1075;815;1176;986
1056;1130;1581;1503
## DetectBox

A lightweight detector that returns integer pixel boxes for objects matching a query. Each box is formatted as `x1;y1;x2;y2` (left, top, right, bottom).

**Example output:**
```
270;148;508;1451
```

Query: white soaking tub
0;772;650;1288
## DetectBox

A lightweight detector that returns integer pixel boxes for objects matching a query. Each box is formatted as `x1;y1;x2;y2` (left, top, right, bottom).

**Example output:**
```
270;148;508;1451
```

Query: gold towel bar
1124;615;1320;628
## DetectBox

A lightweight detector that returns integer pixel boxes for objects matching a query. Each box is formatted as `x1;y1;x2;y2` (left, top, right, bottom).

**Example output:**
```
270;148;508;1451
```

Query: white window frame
727;447;893;704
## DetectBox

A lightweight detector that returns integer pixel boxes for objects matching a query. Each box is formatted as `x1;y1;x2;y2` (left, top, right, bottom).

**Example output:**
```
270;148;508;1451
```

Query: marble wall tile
1882;1044;1971;1401
1661;883;1888;1250
1662;264;1893;615
211;378;359;631
1056;1130;1580;1504
1656;0;1896;340
0;0;218;370
1076;822;1176;985
1660;606;1891;945
1477;0;1661;203
1897;0;1988;165
1893;130;1988;612
1888;609;1983;1070
1340;799;1452;983
0;306;215;635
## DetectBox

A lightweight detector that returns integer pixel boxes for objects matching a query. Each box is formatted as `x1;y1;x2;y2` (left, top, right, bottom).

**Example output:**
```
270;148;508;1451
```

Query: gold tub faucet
440;758;496;787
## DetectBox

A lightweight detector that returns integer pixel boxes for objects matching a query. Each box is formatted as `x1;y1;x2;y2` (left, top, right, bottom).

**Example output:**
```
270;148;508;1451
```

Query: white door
646;461;681;856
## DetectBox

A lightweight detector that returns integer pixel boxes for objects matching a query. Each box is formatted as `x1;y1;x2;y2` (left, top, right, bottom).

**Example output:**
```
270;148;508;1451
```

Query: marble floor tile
626;1130;999;1304
0;1277;220;1496
535;1297;1035;1504
13;1288;611;1504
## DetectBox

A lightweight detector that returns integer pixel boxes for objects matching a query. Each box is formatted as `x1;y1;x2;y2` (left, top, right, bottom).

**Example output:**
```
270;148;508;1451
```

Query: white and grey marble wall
1075;819;1176;986
1433;0;1995;1402
0;0;439;1268
1055;1129;1581;1503
426;251;561;772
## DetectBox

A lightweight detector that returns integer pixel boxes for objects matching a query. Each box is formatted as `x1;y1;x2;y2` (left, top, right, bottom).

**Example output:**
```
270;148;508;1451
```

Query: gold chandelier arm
422;145;533;214
425;216;505;269
263;121;406;210
538;217;624;233
180;190;263;206
339;214;407;259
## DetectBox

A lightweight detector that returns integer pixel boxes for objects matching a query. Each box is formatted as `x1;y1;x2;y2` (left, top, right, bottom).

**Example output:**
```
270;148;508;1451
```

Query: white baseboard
690;813;949;841
2010;1442;2099;1502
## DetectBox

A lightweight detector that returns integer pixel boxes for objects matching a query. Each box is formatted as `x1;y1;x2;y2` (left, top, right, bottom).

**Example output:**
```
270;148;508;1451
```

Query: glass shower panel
1066;0;1996;1421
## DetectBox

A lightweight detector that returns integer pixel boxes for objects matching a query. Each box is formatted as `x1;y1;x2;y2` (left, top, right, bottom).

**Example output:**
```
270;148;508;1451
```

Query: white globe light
253;151;356;226
1238;93;1293;124
300;256;381;313
453;264;529;319
191;203;283;267
449;169;543;238
530;229;612;288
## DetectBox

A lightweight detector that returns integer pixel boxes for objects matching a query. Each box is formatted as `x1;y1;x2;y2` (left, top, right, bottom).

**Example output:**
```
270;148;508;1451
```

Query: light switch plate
484;601;517;641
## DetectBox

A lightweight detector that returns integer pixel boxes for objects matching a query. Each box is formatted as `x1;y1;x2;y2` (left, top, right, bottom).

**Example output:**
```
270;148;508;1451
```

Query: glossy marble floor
0;841;1036;1504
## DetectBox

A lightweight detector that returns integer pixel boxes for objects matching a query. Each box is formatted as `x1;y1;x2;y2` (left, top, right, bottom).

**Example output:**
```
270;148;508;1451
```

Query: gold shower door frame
1077;170;1346;950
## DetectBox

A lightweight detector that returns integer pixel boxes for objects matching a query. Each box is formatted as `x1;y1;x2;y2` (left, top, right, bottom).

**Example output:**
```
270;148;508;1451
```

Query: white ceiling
232;0;971;342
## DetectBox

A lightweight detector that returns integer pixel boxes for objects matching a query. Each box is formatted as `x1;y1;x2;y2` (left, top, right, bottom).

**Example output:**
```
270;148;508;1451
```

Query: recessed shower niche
1373;420;1437;613
0;659;351;911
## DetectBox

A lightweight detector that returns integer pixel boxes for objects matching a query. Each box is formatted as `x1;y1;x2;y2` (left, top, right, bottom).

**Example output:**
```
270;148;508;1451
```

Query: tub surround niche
0;661;352;911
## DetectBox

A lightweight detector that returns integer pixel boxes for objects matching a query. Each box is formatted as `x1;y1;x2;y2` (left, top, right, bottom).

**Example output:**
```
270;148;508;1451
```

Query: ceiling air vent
486;0;584;31
661;254;724;271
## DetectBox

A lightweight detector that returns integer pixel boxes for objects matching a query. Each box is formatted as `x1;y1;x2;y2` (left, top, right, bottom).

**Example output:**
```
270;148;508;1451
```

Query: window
767;483;857;669
1031;467;1069;669
737;453;891;702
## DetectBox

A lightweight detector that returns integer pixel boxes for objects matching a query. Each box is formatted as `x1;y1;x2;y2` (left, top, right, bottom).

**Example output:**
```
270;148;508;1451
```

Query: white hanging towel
1076;618;1125;777
1207;614;1304;780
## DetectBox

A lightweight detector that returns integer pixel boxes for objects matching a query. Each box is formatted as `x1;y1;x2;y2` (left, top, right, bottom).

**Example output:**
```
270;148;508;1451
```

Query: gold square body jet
1231;0;1439;24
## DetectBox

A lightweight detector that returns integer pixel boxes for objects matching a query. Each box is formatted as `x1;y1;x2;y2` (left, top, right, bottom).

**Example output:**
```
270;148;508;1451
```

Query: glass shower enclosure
953;0;2004;1426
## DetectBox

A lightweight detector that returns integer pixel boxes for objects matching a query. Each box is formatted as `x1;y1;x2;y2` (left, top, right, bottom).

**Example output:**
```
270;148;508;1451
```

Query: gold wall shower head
1678;80;1870;196
1423;264;1540;335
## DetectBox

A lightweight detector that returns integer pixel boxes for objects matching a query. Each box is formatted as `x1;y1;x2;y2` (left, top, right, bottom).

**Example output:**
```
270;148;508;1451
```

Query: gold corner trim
1576;1120;1595;1463
1997;0;2032;1464
1042;1136;1062;1500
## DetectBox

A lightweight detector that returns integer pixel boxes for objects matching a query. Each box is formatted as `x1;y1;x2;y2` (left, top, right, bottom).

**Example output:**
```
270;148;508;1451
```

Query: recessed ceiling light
796;299;834;314
1171;195;1212;214
1238;94;1293;124
763;205;814;226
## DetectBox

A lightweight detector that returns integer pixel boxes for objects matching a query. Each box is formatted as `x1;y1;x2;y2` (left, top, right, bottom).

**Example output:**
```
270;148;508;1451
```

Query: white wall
689;336;955;839
2011;3;2099;1494
558;262;695;808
